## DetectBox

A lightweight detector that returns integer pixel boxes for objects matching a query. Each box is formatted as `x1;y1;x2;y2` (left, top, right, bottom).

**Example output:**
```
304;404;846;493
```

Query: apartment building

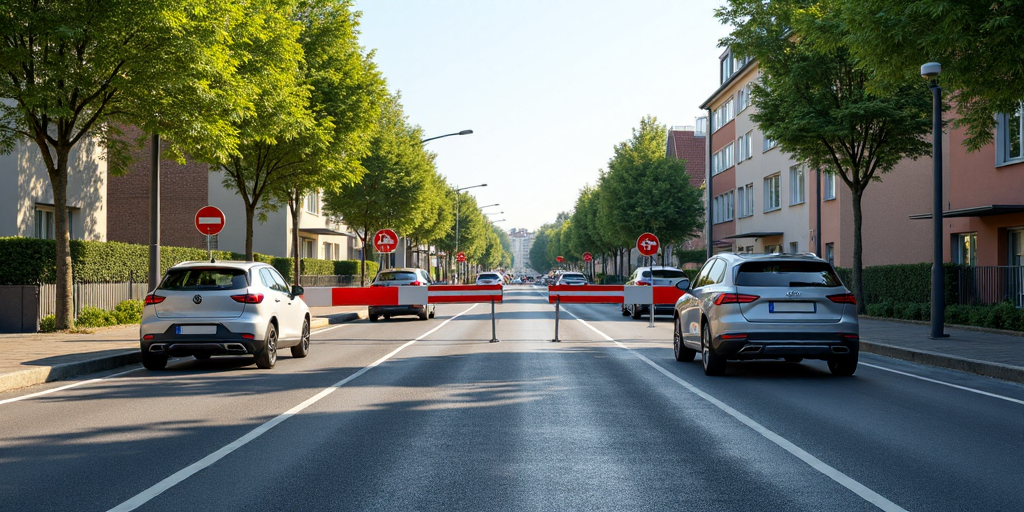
666;125;707;252
508;228;535;275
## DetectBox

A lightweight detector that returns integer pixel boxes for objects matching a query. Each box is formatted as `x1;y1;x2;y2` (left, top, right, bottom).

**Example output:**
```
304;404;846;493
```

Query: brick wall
668;129;707;250
107;126;210;249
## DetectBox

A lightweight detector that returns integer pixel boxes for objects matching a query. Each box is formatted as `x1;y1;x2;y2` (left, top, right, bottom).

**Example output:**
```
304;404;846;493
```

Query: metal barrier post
648;300;656;328
551;298;561;342
490;299;499;343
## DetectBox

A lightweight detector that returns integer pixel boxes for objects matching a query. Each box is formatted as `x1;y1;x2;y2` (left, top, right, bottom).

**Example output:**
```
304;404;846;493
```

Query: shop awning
909;204;1024;220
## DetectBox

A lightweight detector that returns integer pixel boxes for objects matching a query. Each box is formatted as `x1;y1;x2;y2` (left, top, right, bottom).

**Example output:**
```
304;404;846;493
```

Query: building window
765;244;783;254
713;191;734;224
720;53;733;84
737;183;754;218
763;134;778;152
737;83;752;112
736;131;752;162
789;241;799;254
952;233;977;266
996;103;1023;165
1010;229;1024;266
303;190;320;215
302;238;316;258
712;99;734;132
34;205;73;240
764;174;781;212
712;143;735;175
825;242;834;265
789;165;805;205
823;172;836;200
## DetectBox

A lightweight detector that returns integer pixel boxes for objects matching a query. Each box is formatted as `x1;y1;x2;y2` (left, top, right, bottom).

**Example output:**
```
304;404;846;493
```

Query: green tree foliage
0;0;247;329
598;116;704;251
529;229;553;274
842;0;1024;151
321;92;436;284
716;0;933;312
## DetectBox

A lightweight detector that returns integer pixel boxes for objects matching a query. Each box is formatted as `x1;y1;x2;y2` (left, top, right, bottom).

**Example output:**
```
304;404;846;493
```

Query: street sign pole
490;300;499;343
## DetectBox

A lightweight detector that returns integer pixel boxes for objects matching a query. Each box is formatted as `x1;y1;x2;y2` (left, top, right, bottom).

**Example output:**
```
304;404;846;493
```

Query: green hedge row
866;300;1024;332
676;249;707;265
0;237;374;284
834;262;959;305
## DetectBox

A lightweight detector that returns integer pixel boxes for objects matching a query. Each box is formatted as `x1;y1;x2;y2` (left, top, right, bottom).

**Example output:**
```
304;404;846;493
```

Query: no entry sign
195;206;225;236
636;232;660;256
373;229;399;253
456;252;466;262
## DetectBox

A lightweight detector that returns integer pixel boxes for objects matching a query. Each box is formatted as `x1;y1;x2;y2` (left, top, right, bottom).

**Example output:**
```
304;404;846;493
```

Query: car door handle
275;298;281;303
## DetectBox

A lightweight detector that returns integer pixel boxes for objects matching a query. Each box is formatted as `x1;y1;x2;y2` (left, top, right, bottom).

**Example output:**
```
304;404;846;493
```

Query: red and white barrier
302;284;503;307
547;285;684;305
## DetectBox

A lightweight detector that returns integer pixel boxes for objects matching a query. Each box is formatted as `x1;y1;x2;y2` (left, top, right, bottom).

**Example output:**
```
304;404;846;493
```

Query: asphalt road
2;286;1023;511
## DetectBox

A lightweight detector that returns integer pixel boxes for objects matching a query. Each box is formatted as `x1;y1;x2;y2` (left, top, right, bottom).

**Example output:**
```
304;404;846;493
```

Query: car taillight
637;280;651;286
828;293;857;304
410;280;423;286
714;293;760;305
144;294;165;306
230;293;264;304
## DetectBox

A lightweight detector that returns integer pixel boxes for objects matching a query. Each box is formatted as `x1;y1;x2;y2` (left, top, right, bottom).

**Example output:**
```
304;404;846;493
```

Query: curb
0;311;367;395
860;340;1024;384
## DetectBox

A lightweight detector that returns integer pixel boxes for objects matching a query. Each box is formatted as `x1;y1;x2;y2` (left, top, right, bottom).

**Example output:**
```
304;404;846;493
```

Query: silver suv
140;261;311;370
673;253;859;376
368;268;434;321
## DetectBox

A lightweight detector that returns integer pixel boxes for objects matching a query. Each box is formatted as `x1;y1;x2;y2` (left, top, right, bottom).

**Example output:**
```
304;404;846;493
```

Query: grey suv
672;253;859;376
140;261;311;371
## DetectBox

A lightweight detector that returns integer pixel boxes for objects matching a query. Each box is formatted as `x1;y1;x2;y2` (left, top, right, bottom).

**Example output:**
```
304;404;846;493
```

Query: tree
406;171;455;278
0;0;245;329
529;229;553;274
717;0;933;311
321;92;435;284
843;0;1024;151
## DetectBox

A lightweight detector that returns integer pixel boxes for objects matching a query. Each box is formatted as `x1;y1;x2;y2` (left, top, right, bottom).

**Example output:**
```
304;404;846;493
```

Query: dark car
672;253;859;376
368;268;435;321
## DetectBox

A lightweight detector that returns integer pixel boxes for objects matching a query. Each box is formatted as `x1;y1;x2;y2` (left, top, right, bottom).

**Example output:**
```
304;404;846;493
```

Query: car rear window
647;269;686;278
735;261;843;287
479;273;499;279
160;268;248;290
376;271;418;282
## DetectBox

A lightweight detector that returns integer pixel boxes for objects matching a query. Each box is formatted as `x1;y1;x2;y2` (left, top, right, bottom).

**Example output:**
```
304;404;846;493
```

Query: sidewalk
0;306;367;394
1;312;1021;395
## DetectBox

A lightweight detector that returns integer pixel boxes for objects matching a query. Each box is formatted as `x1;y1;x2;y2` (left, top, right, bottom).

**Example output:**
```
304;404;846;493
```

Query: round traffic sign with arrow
583;252;592;262
456;252;466;262
373;229;399;253
636;232;660;256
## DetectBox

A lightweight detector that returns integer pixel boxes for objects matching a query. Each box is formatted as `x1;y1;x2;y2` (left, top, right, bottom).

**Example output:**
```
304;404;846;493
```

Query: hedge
834;262;959;305
865;300;1024;332
676;249;707;265
0;237;371;284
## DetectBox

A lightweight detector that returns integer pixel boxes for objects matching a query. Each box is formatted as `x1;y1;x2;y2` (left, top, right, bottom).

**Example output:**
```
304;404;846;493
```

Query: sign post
583;252;593;281
195;206;226;262
637;233;660;328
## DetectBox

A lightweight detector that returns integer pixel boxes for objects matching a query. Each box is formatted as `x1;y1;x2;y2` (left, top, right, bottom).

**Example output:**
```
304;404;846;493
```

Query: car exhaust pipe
223;343;248;353
738;345;763;354
149;344;167;353
831;346;850;354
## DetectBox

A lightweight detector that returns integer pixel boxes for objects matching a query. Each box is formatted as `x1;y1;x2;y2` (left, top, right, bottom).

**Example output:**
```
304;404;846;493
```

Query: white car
475;272;503;285
139;261;310;370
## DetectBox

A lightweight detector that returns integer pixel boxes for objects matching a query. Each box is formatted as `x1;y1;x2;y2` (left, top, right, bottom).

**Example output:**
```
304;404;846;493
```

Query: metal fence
953;266;1024;308
298;275;363;287
39;282;151;318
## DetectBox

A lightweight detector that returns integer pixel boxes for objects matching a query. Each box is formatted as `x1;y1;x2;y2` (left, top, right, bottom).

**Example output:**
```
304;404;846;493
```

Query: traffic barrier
546;284;685;341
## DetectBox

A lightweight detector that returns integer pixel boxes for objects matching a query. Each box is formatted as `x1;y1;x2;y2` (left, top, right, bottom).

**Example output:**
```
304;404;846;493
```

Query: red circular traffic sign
373;229;399;253
583;252;593;262
456;252;466;262
556;256;564;263
195;206;225;236
636;232;660;256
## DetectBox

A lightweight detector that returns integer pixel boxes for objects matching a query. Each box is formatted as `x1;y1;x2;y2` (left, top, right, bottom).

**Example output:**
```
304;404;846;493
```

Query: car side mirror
676;278;690;291
291;285;304;297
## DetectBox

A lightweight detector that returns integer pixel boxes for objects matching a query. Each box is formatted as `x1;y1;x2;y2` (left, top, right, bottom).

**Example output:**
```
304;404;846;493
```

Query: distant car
475;272;503;285
139;261;310;371
622;266;690;319
554;272;588;285
369;268;435;322
672;253;859;376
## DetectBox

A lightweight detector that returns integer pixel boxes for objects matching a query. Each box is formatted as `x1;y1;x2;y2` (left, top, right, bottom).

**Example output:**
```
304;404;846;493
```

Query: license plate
769;301;815;313
176;325;217;335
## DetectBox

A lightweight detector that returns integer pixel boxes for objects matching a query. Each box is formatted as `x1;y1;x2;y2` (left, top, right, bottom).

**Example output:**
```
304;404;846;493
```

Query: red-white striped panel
547;285;685;305
300;285;502;307
428;284;503;303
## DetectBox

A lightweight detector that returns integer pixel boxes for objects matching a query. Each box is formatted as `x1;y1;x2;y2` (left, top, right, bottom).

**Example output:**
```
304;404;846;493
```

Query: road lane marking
564;309;907;512
108;304;477;512
860;362;1024;406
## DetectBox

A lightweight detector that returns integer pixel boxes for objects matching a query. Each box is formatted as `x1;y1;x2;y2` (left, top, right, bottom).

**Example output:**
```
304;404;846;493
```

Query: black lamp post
421;129;473;144
922;62;946;338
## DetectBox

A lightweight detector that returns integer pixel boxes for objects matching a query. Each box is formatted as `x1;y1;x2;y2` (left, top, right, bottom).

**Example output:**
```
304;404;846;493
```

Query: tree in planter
321;92;436;285
716;0;933;312
0;0;246;329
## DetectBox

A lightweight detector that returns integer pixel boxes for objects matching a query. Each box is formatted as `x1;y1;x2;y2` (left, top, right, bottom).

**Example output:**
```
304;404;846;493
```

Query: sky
354;0;732;233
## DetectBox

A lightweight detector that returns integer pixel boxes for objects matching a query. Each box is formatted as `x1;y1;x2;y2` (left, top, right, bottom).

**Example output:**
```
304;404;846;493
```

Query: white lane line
0;368;139;406
860;362;1024;406
108;304;477;512
563;308;906;512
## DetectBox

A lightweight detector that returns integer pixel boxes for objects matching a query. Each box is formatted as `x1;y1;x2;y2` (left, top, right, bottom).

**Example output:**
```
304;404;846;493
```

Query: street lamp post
421;129;473;144
455;183;487;283
922;62;946;338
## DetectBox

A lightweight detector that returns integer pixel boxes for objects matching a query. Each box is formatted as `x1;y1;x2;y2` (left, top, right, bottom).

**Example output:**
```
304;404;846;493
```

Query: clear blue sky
355;0;731;233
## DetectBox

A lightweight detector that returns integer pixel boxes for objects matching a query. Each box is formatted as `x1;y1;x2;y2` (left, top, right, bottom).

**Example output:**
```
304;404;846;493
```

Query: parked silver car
622;265;689;319
554;272;588;285
672;253;859;376
140;261;311;371
475;272;503;286
369;268;435;321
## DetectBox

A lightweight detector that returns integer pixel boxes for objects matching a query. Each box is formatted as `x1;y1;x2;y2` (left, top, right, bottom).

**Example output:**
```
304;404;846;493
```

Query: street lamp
922;62;946;338
485;211;504;215
421;129;473;144
479;203;500;210
455;183;487;283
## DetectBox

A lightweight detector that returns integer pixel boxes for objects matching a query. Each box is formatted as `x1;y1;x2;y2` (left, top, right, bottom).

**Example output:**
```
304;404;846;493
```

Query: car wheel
256;324;278;369
194;353;212;360
142;352;167;371
784;356;803;363
621;304;630;317
290;318;310;358
701;322;727;376
630;305;642;320
673;317;696;362
418;310;429;320
827;351;858;376
428;308;435;319
369;314;379;322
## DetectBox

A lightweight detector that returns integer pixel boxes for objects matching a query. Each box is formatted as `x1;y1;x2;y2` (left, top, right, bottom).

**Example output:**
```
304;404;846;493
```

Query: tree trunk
851;190;867;314
289;189;302;286
244;204;256;261
49;149;74;330
359;230;368;286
